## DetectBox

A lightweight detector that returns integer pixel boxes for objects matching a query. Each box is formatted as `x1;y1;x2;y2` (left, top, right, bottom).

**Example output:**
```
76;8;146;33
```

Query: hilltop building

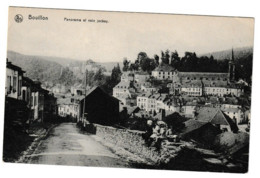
151;63;177;80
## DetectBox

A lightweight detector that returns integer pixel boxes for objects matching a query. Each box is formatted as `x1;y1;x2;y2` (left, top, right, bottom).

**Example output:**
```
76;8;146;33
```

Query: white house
151;64;177;80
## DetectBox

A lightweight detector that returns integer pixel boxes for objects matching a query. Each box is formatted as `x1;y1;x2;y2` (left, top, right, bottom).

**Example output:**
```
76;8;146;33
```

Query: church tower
228;48;235;82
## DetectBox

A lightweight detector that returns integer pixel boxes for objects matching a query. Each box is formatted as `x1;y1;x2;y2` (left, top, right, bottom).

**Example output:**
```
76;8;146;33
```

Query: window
13;76;17;92
7;76;12;93
31;96;33;106
35;95;37;105
22;90;26;101
18;77;22;96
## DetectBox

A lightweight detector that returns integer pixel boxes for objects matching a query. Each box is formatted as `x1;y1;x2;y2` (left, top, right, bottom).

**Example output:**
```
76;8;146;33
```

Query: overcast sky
7;7;254;63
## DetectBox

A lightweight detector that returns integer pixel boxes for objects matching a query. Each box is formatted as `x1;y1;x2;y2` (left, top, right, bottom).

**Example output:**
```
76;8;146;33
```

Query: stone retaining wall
94;124;161;163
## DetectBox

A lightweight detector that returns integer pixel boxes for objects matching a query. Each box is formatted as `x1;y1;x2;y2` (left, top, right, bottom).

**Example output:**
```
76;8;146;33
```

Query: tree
154;54;160;65
161;50;170;64
128;52;157;72
139;57;156;72
129;63;138;71
137;52;148;62
111;63;122;84
101;63;122;95
94;68;105;86
179;52;198;72
170;50;180;69
122;58;130;71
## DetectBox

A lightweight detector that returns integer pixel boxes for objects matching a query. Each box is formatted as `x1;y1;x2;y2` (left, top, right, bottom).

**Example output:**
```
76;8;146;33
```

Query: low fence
94;124;161;163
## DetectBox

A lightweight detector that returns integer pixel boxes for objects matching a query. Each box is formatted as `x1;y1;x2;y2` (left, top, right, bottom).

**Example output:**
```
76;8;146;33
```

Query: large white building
181;81;203;96
137;93;161;113
151;63;178;80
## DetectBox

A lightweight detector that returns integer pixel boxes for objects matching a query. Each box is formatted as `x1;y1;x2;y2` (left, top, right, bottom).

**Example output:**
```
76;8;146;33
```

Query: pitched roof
135;70;150;75
153;63;176;72
180;119;208;135
196;107;228;125
22;77;34;86
114;81;131;89
137;92;151;98
126;106;140;115
182;80;203;88
83;86;120;103
179;72;229;78
57;97;72;105
196;107;238;131
6;61;25;73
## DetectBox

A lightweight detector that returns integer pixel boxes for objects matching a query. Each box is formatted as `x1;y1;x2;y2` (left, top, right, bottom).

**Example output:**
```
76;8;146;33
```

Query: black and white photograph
2;5;255;174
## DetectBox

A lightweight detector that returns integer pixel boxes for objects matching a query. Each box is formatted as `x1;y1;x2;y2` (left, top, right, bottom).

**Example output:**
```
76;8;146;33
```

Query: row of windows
117;86;128;89
158;72;176;75
186;92;201;95
205;88;229;92
185;77;227;81
185;88;201;91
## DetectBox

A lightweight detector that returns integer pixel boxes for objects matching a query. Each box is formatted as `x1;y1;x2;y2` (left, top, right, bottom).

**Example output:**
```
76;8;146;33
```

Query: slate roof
6;61;25;73
182;80;203;88
22;77;34;86
196;107;228;125
135;70;150;75
180;119;208;135
57;97;72;105
195;107;238;132
153;63;176;72
179;72;229;78
84;86;120;103
126;106;140;115
114;81;131;89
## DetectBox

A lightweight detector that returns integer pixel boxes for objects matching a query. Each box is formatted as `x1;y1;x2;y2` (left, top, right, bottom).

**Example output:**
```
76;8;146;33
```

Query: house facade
151;64;177;80
5;61;25;100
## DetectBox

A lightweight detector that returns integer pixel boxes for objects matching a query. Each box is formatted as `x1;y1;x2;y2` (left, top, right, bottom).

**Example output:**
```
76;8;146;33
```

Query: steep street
25;123;133;168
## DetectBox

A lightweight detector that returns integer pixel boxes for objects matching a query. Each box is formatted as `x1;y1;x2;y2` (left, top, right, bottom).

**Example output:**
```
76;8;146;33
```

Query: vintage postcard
3;6;254;173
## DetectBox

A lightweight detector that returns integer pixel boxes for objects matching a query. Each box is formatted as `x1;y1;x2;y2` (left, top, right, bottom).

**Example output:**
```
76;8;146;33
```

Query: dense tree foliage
127;52;157;73
235;54;253;85
100;63;122;94
122;58;130;72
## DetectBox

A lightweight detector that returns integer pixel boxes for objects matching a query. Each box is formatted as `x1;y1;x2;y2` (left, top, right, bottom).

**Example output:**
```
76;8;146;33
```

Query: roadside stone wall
94;124;241;171
94;124;161;163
